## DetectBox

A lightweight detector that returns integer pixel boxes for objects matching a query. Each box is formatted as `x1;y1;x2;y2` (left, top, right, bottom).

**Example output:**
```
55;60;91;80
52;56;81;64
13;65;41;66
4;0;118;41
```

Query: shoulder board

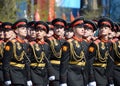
114;38;118;42
67;39;73;43
48;37;55;40
0;40;3;42
44;42;49;45
7;39;16;44
111;39;116;43
29;41;36;45
94;39;100;45
0;40;4;44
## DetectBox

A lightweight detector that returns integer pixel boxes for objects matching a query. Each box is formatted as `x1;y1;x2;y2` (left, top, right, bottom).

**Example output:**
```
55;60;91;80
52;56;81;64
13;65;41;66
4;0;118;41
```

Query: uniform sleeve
3;42;13;81
87;42;97;82
44;45;55;77
25;61;31;81
60;42;70;84
24;43;31;81
106;43;114;84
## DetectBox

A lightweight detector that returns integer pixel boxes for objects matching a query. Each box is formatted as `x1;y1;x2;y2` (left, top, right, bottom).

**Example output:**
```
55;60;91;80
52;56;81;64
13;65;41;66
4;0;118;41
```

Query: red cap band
73;20;83;27
16;22;26;27
36;24;46;30
55;22;64;26
101;21;111;27
84;23;93;30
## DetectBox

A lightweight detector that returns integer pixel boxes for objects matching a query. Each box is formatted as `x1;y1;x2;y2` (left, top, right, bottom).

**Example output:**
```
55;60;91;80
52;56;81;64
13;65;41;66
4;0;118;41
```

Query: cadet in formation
87;17;114;86
3;19;32;86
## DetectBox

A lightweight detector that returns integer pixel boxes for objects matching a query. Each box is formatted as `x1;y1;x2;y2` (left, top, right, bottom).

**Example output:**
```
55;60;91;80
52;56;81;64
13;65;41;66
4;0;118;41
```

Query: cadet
3;22;16;42
28;21;55;86
48;18;66;86
27;21;36;42
46;21;54;38
3;19;32;86
60;17;88;86
109;22;119;42
88;17;114;86
84;20;97;44
64;23;74;41
45;22;55;45
83;20;98;85
0;22;6;86
111;23;120;86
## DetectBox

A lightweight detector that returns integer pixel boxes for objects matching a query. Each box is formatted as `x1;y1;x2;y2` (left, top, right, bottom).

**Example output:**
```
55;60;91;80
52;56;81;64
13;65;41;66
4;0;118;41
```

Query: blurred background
0;0;120;22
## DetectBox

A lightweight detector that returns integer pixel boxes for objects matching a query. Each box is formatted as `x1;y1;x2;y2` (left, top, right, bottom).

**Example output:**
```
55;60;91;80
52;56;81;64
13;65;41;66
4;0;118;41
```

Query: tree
0;0;21;23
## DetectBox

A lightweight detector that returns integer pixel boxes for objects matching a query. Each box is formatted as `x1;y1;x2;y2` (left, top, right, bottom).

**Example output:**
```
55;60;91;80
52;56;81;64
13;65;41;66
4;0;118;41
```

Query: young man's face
99;26;111;36
84;29;94;38
16;27;27;37
74;26;85;36
65;31;74;39
46;30;54;37
36;29;46;39
5;30;15;39
54;26;65;37
30;29;36;38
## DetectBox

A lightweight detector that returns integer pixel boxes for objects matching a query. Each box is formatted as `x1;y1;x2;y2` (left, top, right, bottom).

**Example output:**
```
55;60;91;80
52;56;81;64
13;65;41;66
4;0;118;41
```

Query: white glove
109;84;114;86
49;76;55;81
60;83;67;86
27;80;32;86
5;80;11;86
88;81;96;86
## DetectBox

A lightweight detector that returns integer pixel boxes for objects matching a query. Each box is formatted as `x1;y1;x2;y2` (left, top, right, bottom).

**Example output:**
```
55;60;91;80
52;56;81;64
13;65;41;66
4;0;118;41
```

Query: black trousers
0;82;4;86
49;80;59;86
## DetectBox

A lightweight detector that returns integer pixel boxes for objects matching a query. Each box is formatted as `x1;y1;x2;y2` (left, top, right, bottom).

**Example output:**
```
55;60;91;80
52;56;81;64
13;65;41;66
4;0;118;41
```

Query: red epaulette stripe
94;39;100;45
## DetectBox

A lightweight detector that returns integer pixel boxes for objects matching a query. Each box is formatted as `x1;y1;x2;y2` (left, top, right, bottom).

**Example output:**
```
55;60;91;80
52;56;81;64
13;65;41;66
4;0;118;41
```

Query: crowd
0;16;119;86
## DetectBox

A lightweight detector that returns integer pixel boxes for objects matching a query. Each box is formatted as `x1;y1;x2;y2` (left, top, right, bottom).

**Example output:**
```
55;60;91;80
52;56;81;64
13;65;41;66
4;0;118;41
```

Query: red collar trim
73;36;83;42
101;39;108;42
16;37;25;43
